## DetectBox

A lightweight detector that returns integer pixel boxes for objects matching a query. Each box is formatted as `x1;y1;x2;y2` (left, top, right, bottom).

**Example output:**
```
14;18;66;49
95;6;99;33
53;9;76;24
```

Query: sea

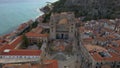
0;0;58;35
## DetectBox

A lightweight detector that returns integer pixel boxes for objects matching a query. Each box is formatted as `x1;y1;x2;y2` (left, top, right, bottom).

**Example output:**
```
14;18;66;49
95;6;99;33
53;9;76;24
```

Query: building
0;35;42;64
25;25;49;44
0;49;41;59
2;60;58;68
49;12;76;40
78;20;120;68
25;32;48;44
0;36;23;54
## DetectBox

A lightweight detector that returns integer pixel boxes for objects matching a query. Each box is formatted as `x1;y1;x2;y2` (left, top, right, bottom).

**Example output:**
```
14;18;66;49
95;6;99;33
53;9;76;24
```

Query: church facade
49;12;76;40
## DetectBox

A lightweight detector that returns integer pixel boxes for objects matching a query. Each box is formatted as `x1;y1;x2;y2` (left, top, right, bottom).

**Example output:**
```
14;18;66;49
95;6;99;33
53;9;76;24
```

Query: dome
58;18;68;25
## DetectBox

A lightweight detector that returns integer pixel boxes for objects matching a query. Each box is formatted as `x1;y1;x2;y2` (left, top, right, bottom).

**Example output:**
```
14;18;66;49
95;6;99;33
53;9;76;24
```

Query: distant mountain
52;0;120;21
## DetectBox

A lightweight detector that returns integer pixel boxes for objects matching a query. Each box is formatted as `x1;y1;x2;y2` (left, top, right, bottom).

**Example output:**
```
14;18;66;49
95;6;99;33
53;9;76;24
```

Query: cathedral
49;12;76;40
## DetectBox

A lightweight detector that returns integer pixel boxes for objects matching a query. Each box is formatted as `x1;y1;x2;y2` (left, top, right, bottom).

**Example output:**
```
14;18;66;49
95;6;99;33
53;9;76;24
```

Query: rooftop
9;36;23;46
1;49;41;56
84;44;107;52
26;32;48;37
84;44;120;62
31;26;43;34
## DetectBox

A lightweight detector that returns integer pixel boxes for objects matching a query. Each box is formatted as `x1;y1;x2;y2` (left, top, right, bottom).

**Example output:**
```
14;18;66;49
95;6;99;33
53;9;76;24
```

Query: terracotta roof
109;45;120;54
9;36;23;47
0;39;4;43
90;46;120;62
31;26;43;34
106;35;116;39
42;60;58;68
83;37;93;44
26;32;48;37
84;44;107;52
32;60;58;68
115;40;120;45
0;44;14;54
91;52;103;62
0;36;23;53
1;49;41;56
84;44;120;62
91;51;120;62
96;37;107;41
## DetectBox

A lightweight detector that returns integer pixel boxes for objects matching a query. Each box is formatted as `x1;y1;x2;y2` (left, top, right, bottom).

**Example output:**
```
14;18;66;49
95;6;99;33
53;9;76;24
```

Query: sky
0;0;42;3
0;0;58;3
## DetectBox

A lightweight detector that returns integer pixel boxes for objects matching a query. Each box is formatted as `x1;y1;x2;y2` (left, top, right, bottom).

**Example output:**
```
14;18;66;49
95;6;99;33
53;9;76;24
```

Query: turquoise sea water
0;0;58;35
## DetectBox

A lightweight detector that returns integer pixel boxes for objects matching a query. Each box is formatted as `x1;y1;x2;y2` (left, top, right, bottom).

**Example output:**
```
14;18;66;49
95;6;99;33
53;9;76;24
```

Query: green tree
51;0;118;21
32;21;39;28
42;12;52;23
37;42;42;49
22;34;29;48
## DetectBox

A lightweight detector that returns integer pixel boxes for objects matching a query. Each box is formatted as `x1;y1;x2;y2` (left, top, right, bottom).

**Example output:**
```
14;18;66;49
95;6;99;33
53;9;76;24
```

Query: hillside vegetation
52;0;120;21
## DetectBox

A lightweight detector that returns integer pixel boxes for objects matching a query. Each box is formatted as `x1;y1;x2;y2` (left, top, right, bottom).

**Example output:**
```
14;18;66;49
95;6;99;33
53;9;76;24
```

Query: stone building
49;12;76;40
78;21;120;68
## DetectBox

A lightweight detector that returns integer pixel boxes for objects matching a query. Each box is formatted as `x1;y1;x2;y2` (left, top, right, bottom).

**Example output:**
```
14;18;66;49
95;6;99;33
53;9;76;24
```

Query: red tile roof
32;60;58;68
91;53;103;62
0;36;23;54
84;43;120;62
0;39;4;43
26;32;48;37
0;44;13;54
1;49;41;56
43;60;58;68
9;36;23;47
95;36;107;41
31;26;43;33
91;50;120;62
